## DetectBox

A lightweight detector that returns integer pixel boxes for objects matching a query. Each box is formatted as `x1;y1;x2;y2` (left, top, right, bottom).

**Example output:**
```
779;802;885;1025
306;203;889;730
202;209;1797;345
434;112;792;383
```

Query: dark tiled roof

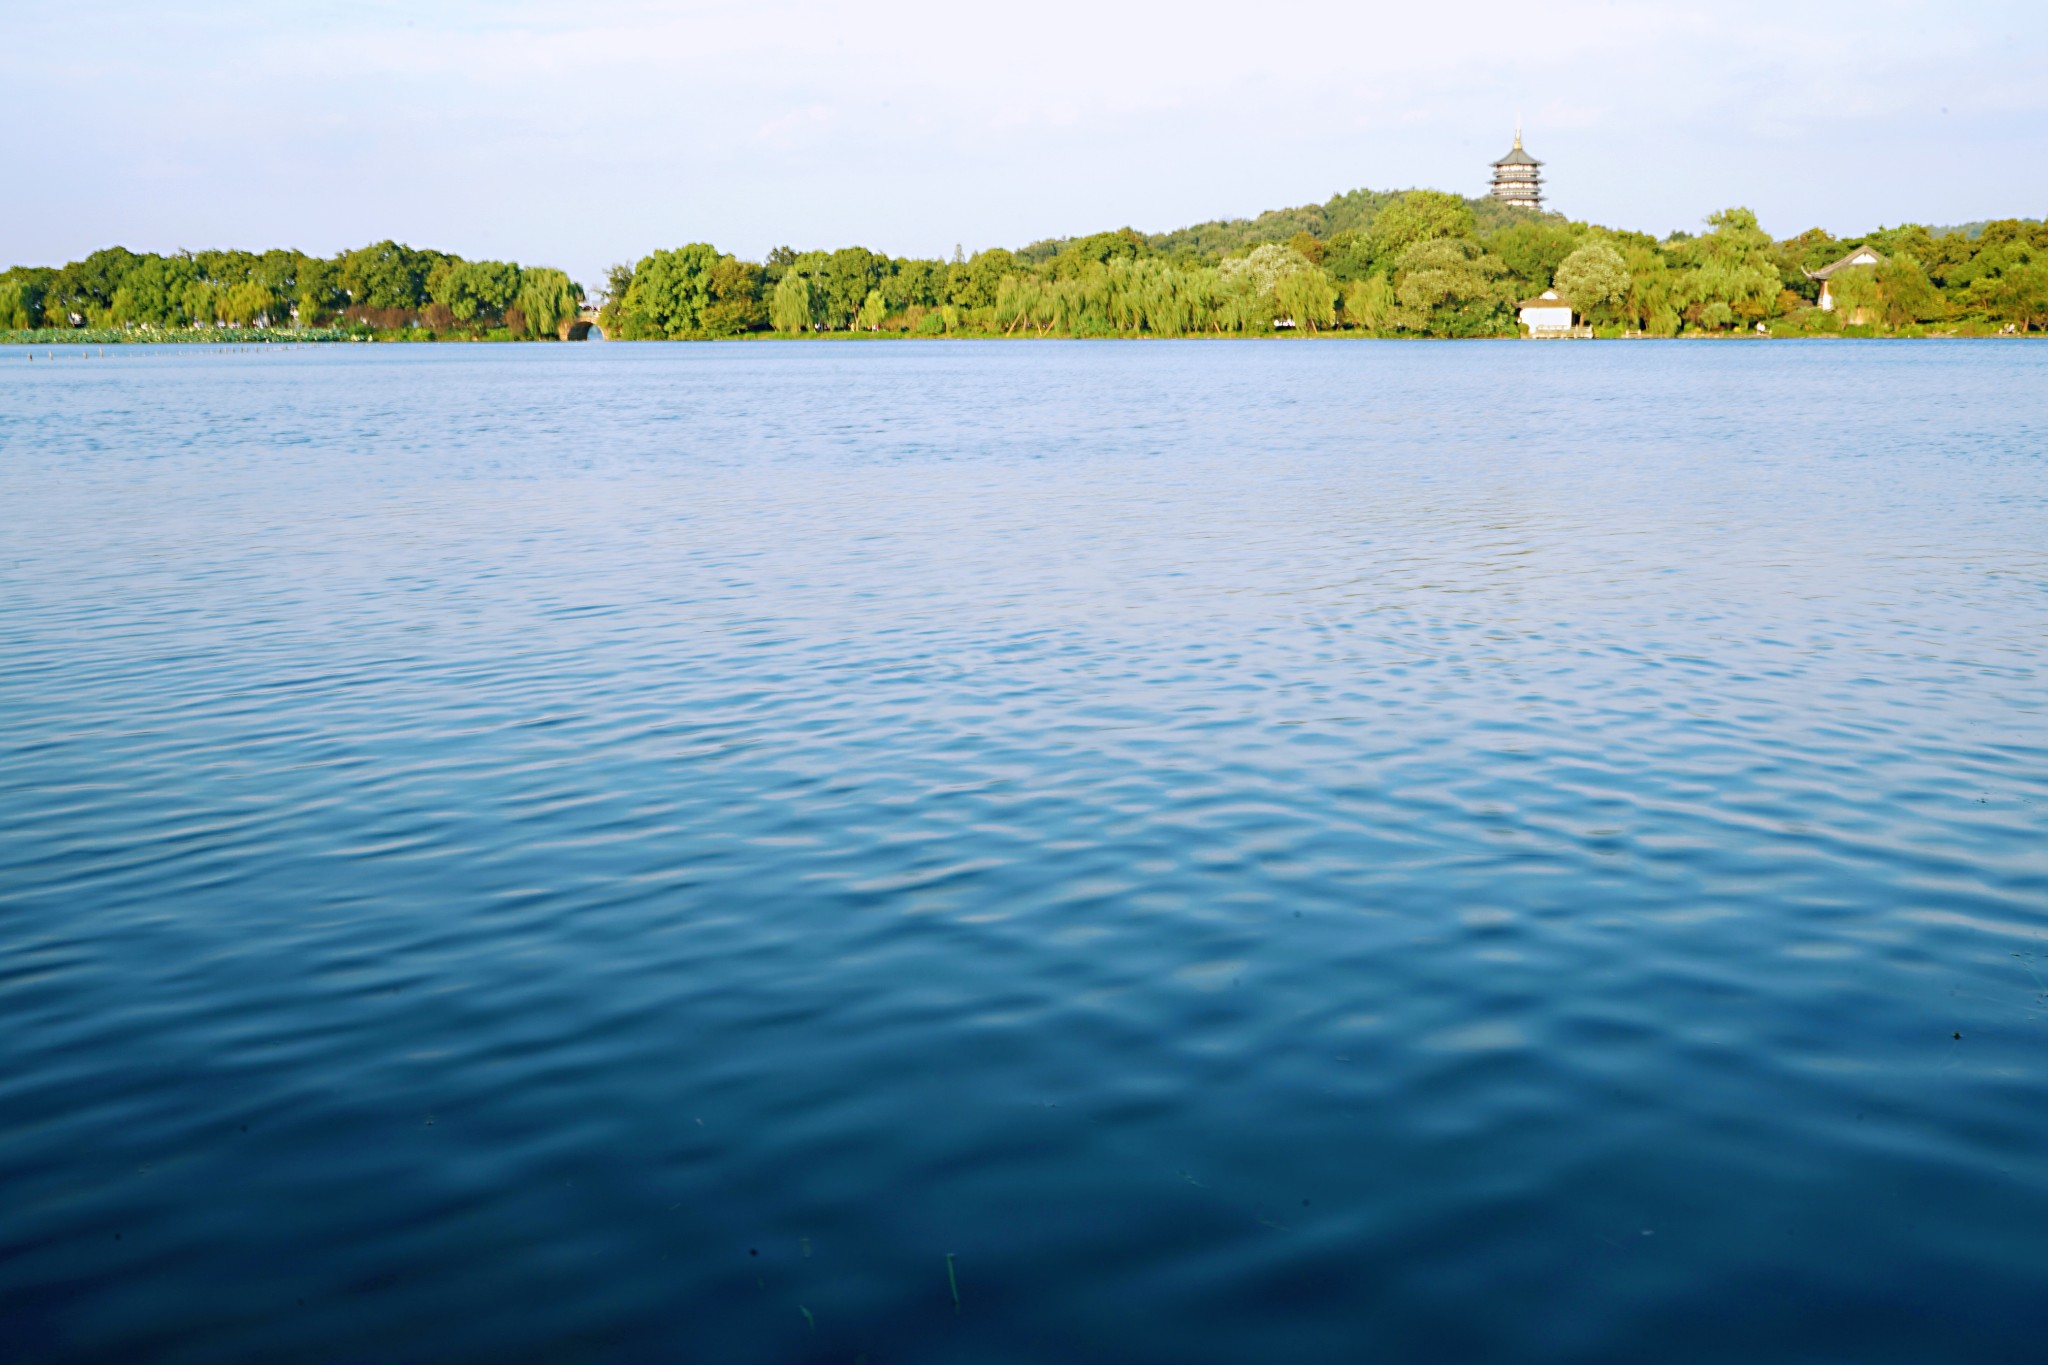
1494;145;1540;167
1808;246;1884;279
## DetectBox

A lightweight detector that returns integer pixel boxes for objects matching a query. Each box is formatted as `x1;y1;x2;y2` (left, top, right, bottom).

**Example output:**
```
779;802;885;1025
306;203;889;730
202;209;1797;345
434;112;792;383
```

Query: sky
4;0;2045;288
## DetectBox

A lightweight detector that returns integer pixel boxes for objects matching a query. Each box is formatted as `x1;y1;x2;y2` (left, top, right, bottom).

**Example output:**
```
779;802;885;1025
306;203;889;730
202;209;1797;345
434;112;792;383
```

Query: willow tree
993;275;1028;334
0;277;43;328
1675;208;1783;329
516;268;584;338
1219;243;1321;330
1615;241;1681;334
181;280;217;327
1045;276;1089;335
858;288;888;332
770;273;814;333
1343;275;1395;331
1274;266;1339;332
218;279;279;326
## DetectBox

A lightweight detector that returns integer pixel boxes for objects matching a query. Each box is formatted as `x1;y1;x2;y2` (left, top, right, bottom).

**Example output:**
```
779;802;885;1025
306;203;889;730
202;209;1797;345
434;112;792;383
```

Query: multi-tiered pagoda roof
1490;128;1543;210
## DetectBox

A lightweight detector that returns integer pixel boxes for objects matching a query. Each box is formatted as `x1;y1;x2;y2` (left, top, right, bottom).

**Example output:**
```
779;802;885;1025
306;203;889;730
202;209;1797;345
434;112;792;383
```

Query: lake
2;339;2045;1362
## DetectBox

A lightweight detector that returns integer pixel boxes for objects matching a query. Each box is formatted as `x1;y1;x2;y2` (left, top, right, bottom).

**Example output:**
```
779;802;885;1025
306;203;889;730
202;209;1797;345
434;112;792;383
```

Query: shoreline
5;329;2036;347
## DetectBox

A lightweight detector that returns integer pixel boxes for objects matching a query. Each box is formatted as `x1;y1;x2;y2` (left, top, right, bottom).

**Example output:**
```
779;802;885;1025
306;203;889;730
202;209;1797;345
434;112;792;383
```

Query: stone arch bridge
559;309;604;341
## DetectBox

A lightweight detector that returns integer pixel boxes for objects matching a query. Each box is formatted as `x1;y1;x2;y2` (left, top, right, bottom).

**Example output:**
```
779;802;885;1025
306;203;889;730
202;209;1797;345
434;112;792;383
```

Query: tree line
6;190;2045;341
599;195;2047;339
0;243;583;338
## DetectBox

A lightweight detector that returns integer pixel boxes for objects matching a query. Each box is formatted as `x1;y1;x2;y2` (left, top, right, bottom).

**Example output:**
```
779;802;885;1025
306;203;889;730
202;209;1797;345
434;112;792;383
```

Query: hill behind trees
6;191;2046;340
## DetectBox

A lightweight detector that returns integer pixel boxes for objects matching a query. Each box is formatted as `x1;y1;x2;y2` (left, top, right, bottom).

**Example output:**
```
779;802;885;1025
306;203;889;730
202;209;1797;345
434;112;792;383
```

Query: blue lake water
2;339;2045;1362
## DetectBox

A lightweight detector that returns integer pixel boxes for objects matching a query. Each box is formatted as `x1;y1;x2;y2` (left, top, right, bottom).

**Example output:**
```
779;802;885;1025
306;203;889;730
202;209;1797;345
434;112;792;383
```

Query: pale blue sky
4;1;2043;289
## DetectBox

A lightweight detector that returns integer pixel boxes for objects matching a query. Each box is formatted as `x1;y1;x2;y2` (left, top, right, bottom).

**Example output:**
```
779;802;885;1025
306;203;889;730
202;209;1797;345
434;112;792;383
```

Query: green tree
1108;258;1201;336
219;278;279;326
1774;227;1840;301
515;267;583;338
1321;229;1379;283
432;259;521;323
1050;230;1145;279
1949;226;2048;327
254;249;303;305
597;263;635;335
1286;230;1327;266
295;257;340;325
1391;238;1512;335
1216;243;1318;331
1342;275;1395;330
816;247;886;329
703;257;766;336
619;244;721;338
1365;191;1476;266
1842;256;1940;331
1484;217;1583;294
1675;208;1782;329
109;254;197;327
0;274;45;328
1823;266;1880;323
885;259;948;311
1614;239;1680;333
1274;264;1339;331
338;241;438;312
1553;241;1630;321
948;248;1016;310
771;272;815;333
38;247;137;326
858;288;889;332
1044;275;1091;335
181;280;219;327
1977;261;2048;330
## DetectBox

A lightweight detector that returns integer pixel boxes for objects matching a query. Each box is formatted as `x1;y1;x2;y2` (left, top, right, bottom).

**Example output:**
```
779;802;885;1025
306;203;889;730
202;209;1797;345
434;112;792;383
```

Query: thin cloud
0;0;2041;284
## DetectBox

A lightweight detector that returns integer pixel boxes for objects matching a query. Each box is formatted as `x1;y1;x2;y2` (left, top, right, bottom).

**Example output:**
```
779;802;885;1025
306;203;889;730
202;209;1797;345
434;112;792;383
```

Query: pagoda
1490;126;1543;210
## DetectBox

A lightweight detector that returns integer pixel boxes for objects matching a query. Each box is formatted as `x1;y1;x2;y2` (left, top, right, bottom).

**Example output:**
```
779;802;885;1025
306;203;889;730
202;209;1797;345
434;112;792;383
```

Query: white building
1518;289;1577;336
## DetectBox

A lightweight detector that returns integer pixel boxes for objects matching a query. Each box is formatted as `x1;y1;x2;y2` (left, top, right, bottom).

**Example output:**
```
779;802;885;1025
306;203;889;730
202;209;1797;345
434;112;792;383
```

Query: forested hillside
5;191;2045;340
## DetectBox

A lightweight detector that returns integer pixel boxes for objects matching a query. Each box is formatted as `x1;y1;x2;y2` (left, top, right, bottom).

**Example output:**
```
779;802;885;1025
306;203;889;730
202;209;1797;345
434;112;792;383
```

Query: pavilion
1807;245;1885;315
1518;289;1583;337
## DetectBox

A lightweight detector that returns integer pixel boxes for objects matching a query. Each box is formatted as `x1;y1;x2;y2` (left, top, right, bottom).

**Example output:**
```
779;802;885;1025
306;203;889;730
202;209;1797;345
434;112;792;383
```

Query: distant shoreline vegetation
5;191;2045;342
0;327;350;346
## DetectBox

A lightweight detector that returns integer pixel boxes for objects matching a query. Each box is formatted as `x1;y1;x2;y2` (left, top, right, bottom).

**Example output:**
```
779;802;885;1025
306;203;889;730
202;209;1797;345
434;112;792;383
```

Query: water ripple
2;341;2046;1362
